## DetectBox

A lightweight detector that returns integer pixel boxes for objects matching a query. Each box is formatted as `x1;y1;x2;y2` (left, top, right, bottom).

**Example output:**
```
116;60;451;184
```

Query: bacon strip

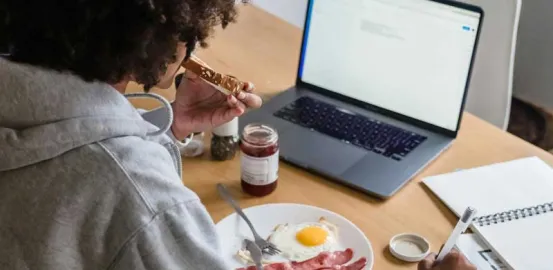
236;249;363;270
315;257;368;270
290;249;354;270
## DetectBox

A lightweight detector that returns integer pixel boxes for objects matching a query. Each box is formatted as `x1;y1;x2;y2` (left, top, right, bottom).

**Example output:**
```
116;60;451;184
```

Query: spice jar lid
213;118;238;137
389;233;430;262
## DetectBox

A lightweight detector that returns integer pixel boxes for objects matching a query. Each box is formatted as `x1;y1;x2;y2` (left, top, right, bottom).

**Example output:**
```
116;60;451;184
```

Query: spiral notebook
423;157;553;270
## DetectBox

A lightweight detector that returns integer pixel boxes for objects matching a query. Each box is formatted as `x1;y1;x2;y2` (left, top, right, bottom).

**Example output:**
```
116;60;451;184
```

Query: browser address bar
368;0;479;24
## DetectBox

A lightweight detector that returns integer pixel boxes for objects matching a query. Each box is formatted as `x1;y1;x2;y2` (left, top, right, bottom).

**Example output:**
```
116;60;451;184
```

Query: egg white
268;221;341;262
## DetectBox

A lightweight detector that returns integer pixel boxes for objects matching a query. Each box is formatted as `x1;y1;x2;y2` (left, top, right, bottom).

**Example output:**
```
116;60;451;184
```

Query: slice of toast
181;55;246;96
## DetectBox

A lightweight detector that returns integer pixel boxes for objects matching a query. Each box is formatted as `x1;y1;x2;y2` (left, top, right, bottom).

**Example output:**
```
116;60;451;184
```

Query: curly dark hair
0;0;243;89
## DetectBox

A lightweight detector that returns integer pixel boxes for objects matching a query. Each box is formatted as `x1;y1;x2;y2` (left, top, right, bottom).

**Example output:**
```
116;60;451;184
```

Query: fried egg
268;217;340;261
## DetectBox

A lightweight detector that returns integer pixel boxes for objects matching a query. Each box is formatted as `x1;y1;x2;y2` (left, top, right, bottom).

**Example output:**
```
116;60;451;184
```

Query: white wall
252;0;307;28
459;0;520;129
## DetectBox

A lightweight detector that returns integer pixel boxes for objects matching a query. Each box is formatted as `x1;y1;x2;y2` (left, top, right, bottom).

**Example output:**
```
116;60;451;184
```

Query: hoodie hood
0;58;169;171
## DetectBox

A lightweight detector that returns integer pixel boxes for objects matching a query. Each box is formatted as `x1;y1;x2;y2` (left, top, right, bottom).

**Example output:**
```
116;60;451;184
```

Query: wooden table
128;5;553;269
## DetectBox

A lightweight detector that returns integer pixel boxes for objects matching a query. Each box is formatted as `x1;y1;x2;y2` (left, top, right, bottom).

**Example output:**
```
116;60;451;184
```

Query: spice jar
240;123;279;197
211;118;239;161
180;132;205;157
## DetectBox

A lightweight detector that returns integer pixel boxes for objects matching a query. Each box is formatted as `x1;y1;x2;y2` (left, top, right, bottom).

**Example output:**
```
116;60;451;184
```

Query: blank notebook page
423;157;553;270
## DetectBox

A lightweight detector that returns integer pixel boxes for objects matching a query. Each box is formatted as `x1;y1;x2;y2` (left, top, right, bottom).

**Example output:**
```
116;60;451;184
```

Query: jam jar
240;123;279;197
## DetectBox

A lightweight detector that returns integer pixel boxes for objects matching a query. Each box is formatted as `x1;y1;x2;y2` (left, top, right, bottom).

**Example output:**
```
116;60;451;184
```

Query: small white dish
389;233;431;262
216;203;374;269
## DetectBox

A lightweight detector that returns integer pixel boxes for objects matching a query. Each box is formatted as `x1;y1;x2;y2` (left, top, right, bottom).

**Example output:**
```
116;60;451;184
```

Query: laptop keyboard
274;96;427;161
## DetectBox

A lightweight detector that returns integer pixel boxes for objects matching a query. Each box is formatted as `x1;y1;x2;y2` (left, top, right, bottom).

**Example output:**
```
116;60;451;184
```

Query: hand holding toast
170;57;262;140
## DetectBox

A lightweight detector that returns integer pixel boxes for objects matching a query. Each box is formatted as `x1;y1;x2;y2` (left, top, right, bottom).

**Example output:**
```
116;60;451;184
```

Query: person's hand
418;251;476;270
171;70;262;140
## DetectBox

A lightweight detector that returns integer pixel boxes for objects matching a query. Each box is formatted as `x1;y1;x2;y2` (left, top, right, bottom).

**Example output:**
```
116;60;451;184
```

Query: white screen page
300;0;481;131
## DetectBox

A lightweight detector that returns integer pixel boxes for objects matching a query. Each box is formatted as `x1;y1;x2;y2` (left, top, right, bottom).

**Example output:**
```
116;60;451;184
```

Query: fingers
242;82;255;93
236;81;261;108
418;253;436;270
236;91;263;109
222;105;244;122
442;250;475;270
227;95;246;114
442;250;461;263
220;95;247;124
421;250;475;270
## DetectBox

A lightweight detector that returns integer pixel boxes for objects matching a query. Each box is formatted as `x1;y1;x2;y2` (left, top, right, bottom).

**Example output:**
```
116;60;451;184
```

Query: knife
245;239;264;270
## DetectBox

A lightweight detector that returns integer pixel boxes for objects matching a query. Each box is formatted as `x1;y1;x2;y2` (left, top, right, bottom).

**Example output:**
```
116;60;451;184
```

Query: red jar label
240;151;279;186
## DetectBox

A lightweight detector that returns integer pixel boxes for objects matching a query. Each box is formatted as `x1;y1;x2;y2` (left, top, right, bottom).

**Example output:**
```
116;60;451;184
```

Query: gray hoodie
0;58;230;270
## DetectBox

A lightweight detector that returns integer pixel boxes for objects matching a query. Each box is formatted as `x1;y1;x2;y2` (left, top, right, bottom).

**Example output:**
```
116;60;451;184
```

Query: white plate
216;203;374;269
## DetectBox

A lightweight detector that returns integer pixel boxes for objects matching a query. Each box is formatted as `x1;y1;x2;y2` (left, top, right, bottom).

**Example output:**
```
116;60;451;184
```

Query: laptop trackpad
279;128;366;176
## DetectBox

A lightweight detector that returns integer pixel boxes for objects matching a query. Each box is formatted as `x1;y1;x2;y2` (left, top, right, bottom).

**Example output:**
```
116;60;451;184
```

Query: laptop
239;0;483;199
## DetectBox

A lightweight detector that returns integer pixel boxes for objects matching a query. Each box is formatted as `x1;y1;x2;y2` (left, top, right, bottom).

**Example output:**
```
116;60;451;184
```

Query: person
419;251;476;270
0;0;476;269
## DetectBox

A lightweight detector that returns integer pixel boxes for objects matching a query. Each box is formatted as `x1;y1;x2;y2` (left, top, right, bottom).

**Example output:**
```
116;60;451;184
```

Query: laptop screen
298;0;482;132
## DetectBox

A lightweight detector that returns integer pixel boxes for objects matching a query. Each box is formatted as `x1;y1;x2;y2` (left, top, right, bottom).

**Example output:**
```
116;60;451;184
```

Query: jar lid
242;123;278;146
213;118;238;137
389;233;430;262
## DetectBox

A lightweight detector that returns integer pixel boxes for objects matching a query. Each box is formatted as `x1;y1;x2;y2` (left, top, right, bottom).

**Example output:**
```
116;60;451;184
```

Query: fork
217;184;281;256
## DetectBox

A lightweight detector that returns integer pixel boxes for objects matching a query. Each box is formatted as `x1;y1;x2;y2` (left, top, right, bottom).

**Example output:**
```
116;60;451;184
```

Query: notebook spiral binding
473;202;553;227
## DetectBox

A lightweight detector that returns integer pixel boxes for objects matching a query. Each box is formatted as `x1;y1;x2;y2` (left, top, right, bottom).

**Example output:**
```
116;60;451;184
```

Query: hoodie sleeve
108;200;230;270
98;134;228;270
140;107;184;143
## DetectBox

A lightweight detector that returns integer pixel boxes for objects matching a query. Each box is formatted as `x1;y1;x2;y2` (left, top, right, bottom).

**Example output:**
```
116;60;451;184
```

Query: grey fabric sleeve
140;106;186;143
108;200;230;270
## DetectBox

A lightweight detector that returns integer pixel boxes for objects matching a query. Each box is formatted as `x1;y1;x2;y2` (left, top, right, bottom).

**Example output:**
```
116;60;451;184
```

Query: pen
436;207;477;262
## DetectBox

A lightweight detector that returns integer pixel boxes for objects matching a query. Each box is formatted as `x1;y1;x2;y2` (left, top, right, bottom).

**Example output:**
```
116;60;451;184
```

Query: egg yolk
296;226;328;247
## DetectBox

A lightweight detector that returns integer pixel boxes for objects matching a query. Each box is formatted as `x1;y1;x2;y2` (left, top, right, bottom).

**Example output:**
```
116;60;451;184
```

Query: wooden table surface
128;5;553;269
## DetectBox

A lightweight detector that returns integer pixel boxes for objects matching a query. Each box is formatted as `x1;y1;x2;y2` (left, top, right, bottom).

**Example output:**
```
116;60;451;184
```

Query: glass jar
211;118;240;161
180;132;205;157
240;123;279;197
211;135;239;160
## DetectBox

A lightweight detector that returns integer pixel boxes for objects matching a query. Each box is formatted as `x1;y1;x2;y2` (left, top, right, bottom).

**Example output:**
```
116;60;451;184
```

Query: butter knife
245;239;264;270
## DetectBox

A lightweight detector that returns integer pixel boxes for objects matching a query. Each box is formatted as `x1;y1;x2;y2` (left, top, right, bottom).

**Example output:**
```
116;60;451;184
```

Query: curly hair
0;0;243;89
